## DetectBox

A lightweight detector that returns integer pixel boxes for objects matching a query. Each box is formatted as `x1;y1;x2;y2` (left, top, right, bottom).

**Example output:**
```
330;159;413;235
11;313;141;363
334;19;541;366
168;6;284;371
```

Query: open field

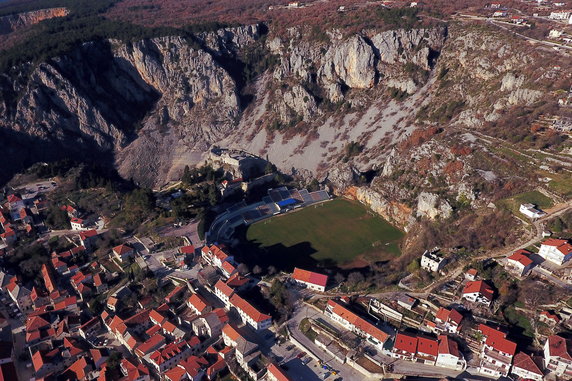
497;190;554;219
242;198;403;270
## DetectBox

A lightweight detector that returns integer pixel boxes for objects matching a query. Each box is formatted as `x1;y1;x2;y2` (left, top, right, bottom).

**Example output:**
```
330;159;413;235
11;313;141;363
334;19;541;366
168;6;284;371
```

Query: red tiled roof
80;317;100;330
188;293;210;314
229;294;271;323
136;334;166;356
417;337;438;356
165;285;185;302
507;249;533;267
26;316;50;332
540;310;560;323
149;310;166;325
124;309;150;325
32;350;46;372
214;280;234;298
79;229;98;240
394;333;417;354
546;335;572;361
221;261;236;274
435;307;463;325
438;335;461;357
120;359;149;381
222;324;243;342
268;363;292;381
512;352;543;375
292;267;328;288
150;339;187;365
113;244;133;255
206;355;227;378
463;280;494;301
478;324;507;339
93;273;103;287
486;335;517;356
226;273;249;288
177;355;209;378
54;296;77;311
467;268;478;276
327;300;389;343
542;238;572;255
65;357;90;380
164;366;186;381
146;324;162;337
210;245;230;262
180;245;195;254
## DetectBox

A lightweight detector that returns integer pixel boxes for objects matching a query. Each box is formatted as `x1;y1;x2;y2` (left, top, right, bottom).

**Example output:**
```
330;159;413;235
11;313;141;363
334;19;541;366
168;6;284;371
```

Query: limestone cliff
0;21;567;230
0;7;69;35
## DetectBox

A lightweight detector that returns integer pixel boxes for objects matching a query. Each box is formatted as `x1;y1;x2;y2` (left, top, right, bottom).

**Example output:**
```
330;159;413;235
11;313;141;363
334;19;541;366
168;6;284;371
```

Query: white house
70;217;88;231
538;238;572;265
113;244;135;263
214;280;235;308
291;267;328;292
511;352;544;381
519;203;546;219
462;280;494;306
436;335;466;370
434;307;463;334
6;282;32;311
544;335;572;378
478;325;516;378
420;249;446;272
325;299;389;350
550;11;571;20
506;249;534;276
229;294;272;331
267;363;291;381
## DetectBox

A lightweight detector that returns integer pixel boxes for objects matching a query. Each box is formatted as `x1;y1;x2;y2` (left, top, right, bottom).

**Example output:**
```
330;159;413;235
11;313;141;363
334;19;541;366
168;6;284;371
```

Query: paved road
0;297;32;381
287;304;372;380
410;199;572;294
287;303;465;379
456;14;572;53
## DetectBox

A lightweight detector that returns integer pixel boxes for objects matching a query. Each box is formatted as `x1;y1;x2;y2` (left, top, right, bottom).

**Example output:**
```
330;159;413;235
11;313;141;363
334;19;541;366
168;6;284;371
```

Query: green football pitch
246;198;403;267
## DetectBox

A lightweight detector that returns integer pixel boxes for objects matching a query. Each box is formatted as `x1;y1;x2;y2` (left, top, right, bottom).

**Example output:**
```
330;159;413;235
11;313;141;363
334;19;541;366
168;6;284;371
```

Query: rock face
270;27;446;103
0;8;69;34
416;192;453;220
0;24;447;186
0;20;558;203
0;26;260;184
354;186;412;228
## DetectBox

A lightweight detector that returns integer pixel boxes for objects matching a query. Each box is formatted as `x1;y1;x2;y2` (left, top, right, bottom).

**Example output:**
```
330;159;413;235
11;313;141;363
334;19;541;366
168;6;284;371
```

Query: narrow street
286;303;465;380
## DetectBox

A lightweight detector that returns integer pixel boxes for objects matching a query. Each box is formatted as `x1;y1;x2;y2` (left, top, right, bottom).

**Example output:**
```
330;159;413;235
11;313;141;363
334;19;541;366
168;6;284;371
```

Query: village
0;155;570;381
0;142;571;381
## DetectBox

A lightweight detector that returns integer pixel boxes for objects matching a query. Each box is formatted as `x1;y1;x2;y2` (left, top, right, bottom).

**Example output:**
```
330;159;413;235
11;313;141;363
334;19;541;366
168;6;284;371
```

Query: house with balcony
544;335;572;378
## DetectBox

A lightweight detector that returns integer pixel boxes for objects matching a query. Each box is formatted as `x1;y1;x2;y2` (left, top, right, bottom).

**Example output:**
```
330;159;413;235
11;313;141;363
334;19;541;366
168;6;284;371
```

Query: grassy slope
497;190;554;219
246;198;403;266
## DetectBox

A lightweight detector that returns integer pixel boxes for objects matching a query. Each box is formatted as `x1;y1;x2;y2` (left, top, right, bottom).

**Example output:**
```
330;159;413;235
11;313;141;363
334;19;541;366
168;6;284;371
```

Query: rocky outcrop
354;186;413;229
269;26;446;102
0;27;261;185
416;192;453;220
0;8;68;35
320;35;377;89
